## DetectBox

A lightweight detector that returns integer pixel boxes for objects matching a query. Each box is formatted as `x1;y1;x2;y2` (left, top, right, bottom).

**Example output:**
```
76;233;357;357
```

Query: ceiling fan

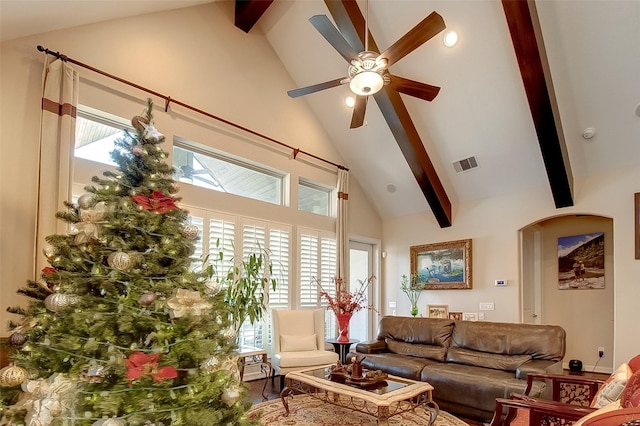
287;3;446;128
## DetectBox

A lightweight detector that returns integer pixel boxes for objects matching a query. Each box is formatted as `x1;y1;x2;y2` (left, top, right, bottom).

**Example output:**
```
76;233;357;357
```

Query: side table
239;345;272;400
326;338;359;364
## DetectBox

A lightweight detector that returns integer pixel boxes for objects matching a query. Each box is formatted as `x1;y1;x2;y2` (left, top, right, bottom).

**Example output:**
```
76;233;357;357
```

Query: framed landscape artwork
410;239;472;290
557;232;605;290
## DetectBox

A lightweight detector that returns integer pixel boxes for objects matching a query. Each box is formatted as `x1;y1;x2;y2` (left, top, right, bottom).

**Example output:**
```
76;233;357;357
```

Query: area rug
247;394;469;425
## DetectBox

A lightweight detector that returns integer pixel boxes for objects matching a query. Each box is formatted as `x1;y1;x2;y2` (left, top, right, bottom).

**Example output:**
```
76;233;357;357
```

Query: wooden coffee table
280;366;439;425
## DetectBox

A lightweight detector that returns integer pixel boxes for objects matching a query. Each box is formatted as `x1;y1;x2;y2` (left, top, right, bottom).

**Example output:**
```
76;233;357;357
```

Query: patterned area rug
247;394;469;425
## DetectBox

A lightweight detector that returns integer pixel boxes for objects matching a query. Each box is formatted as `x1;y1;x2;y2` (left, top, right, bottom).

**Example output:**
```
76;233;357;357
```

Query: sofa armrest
523;373;606;404
355;339;387;354
489;394;596;426
516;359;563;380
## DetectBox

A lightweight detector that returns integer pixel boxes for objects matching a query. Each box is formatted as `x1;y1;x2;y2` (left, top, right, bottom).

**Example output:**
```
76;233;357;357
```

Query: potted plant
206;240;277;340
401;274;422;317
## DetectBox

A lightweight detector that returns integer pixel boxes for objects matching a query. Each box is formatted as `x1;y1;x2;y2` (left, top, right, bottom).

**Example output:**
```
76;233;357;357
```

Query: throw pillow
582;406;640;426
629;354;640;373
622;370;640;408
281;334;317;352
590;362;632;408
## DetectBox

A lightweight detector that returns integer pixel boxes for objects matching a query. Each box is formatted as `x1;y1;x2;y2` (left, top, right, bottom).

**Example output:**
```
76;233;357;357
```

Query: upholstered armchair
490;354;640;425
272;309;339;388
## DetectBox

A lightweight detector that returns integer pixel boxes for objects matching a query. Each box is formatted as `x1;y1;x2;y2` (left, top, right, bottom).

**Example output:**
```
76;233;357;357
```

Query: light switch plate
479;302;495;311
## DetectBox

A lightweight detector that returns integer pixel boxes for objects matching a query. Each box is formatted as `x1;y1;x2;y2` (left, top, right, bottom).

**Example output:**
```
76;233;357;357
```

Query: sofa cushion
385;338;448;362
572;400;620;426
360;353;437;380
451;321;565;360
377;316;454;347
446;347;531;371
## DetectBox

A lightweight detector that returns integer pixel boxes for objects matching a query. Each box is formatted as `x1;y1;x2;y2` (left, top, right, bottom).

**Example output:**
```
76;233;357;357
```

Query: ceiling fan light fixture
349;70;384;95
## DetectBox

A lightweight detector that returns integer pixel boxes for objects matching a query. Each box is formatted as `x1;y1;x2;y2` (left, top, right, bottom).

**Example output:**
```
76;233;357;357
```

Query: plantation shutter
299;233;319;308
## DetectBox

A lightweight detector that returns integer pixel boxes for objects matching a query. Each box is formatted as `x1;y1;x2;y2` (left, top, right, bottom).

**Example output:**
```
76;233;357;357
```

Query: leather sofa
348;316;566;421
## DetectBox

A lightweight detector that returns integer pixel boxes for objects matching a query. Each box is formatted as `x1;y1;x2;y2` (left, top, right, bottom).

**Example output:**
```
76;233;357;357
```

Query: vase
336;313;352;343
410;304;419;317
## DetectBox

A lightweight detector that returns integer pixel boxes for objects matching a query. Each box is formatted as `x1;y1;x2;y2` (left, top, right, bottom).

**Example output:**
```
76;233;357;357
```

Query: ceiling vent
452;156;479;174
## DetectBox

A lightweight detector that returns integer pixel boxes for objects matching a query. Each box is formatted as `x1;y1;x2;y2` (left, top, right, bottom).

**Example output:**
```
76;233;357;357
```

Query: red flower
124;352;178;383
42;267;56;275
132;190;177;214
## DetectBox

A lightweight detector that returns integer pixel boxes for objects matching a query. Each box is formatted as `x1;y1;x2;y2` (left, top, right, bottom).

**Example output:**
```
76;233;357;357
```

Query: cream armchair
272;309;339;389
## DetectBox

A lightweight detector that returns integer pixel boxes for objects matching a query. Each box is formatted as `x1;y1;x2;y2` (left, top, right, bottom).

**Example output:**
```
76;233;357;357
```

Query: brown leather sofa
348;316;566;421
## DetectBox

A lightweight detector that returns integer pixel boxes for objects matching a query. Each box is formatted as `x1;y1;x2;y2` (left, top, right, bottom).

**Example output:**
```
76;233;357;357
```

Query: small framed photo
462;312;478;321
427;304;449;319
448;311;463;321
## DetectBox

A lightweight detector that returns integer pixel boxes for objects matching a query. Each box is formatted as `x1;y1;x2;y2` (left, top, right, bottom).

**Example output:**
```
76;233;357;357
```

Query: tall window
74;106;130;166
299;228;337;338
299;178;333;216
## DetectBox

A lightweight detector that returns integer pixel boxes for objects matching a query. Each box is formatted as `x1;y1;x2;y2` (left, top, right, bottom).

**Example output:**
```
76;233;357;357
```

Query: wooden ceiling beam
234;0;273;33
325;0;452;227
502;0;574;208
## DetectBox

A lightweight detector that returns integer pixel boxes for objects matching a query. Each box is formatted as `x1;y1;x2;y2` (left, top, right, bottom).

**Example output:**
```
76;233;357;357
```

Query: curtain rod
36;45;348;172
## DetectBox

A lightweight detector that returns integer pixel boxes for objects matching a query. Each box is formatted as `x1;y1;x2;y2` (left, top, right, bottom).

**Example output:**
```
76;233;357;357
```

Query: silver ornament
44;293;79;312
138;293;156;307
182;225;199;240
108;252;132;270
0;364;27;387
78;194;95;209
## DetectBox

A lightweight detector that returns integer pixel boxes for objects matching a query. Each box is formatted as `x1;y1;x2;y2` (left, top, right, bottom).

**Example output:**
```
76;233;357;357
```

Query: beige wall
536;215;614;372
0;3;382;335
383;167;640;370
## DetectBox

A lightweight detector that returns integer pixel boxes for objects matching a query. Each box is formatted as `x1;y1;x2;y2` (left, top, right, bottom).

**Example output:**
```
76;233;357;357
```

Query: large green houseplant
206;240;277;339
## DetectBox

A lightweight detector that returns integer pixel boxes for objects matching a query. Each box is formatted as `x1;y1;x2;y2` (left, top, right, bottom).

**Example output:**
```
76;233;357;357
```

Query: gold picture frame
410;239;472;290
448;312;463;321
427;304;449;319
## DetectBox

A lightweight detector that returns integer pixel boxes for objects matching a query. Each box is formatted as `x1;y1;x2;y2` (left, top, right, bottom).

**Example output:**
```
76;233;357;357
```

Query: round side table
326;338;359;364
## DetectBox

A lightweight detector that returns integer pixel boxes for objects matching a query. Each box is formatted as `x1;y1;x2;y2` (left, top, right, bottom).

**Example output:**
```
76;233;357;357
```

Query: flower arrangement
401;274;422;316
317;276;377;315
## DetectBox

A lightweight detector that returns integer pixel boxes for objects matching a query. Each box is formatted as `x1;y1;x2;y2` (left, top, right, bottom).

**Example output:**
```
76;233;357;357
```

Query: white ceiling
2;0;639;223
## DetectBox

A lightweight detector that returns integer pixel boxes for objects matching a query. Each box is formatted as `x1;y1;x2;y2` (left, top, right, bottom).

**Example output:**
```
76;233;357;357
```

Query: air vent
452;156;479;174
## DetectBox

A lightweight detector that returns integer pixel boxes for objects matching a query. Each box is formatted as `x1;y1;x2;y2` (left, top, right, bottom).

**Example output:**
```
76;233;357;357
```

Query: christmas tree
0;99;256;425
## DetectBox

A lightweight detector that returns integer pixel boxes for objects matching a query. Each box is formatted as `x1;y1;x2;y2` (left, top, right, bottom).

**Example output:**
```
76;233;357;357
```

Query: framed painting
410;239;472;290
427;304;449;319
462;312;478;321
557;232;605;290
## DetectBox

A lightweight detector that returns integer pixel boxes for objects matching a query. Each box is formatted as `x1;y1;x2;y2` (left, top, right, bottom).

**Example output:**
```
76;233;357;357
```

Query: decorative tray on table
329;364;387;386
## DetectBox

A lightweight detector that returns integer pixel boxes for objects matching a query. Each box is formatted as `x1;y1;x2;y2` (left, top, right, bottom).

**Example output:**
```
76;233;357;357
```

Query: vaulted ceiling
2;0;639;225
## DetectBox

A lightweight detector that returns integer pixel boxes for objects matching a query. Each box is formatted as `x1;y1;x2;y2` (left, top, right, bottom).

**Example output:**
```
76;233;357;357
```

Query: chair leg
280;374;285;391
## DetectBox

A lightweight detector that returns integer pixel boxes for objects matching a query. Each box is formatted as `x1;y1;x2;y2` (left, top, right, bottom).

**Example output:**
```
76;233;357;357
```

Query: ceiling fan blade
379;11;446;67
309;15;359;62
287;78;345;98
388;75;440;101
350;96;367;129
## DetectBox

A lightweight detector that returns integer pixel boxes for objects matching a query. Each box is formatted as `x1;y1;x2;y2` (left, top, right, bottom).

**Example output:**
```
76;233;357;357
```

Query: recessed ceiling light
386;184;397;193
345;96;355;108
443;30;458;47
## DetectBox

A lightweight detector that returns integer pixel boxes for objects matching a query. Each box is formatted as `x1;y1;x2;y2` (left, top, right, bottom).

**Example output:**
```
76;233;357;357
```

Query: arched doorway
520;214;614;374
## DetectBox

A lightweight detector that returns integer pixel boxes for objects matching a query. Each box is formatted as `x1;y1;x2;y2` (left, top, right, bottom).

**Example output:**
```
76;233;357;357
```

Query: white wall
384;166;640;368
0;3;382;335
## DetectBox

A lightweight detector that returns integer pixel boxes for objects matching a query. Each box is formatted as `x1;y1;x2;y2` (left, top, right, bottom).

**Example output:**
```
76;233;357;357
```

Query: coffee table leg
423;400;439;426
377;406;390;425
279;385;293;416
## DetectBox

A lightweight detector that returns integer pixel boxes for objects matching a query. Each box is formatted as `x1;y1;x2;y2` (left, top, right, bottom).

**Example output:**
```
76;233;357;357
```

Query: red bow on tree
124;352;178;383
132;190;177;214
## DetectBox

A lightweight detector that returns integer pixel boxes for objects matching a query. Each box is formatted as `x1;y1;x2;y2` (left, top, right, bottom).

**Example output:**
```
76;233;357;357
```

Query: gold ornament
169;181;180;194
42;243;57;258
200;356;220;372
204;280;220;295
108;252;132;270
166;289;212;318
222;385;241;406
0;364;27;387
182;224;199;240
44;293;79;312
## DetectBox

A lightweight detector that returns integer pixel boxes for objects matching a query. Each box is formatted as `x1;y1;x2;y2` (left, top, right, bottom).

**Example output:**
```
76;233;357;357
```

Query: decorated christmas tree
0;99;256;425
